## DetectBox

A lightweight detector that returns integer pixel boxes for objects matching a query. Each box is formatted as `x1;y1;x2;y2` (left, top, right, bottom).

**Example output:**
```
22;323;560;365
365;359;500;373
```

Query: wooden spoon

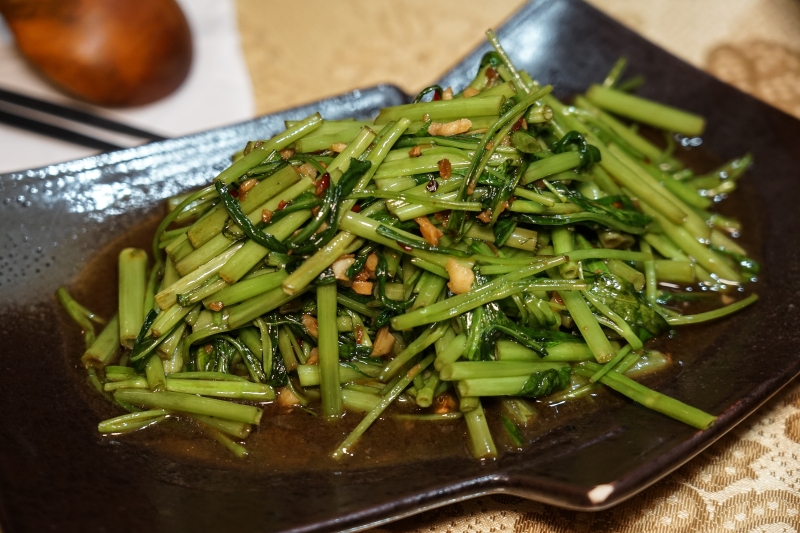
0;0;193;107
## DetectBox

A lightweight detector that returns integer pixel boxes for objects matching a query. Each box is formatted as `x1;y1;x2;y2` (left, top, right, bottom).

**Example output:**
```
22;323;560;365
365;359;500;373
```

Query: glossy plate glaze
1;0;799;531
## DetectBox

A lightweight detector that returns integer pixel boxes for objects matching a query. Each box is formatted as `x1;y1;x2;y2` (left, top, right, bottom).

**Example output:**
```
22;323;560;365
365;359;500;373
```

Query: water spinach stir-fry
60;32;758;460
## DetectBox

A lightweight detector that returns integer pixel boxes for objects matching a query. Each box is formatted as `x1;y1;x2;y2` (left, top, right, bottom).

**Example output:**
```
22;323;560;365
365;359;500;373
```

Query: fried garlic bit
414;216;443;246
371;326;395;357
446;258;475;295
351;280;373;296
432;393;458;414
428;118;472;137
302;313;318;339
277;386;302;407
364;253;379;274
331;254;356;282
297;162;318;179
238;178;258;194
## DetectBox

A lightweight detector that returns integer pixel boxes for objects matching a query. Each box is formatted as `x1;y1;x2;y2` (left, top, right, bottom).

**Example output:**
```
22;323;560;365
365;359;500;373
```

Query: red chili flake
397;242;413;252
351;204;361;213
297;338;303;348
438;158;452;180
315;173;331;197
355;325;364;344
229;188;240;198
277;200;288;210
612;201;623;209
486;67;498;81
432;90;442;101
511;117;525;131
551;293;564;306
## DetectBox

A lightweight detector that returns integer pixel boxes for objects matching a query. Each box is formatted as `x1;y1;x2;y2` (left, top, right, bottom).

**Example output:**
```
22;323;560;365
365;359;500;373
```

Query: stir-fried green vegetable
58;30;758;461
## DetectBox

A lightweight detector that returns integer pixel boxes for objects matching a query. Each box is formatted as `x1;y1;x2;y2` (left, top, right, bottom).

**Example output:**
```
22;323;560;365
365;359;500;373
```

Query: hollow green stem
332;354;434;460
82;314;120;368
585;84;705;136
380;322;448;381
114;389;262;424
667;294;758;325
574;362;716;429
118;248;148;349
165;378;274;400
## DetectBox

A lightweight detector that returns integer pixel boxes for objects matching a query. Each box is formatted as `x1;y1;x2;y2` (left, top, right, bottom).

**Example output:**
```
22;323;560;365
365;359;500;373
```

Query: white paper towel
0;0;255;173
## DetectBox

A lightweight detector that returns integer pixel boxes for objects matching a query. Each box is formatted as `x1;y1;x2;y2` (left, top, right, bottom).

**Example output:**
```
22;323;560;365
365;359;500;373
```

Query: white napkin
0;0;254;173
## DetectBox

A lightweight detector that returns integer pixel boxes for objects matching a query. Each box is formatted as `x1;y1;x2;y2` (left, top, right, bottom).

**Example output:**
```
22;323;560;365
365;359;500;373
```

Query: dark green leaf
510;130;542;154
501;414;525;448
413;85;443;104
586;272;669;340
551;130;601;171
129;309;160;373
479;51;503;69
518;367;571;398
493;218;517;247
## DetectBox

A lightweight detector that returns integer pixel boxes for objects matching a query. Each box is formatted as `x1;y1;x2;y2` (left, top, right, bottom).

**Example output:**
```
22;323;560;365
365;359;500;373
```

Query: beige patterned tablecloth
235;2;800;531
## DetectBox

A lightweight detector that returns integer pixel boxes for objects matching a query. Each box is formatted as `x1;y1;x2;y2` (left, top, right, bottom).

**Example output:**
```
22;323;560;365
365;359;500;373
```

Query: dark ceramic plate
2;0;800;531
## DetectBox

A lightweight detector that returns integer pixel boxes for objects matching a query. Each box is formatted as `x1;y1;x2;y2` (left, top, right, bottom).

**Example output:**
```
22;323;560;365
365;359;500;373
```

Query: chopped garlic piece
428;118;472;137
352;281;373;296
414;216;443;246
371;326;395;357
277;387;302;407
446;258;475;294
302;314;318;339
331;256;356;281
297;162;318;178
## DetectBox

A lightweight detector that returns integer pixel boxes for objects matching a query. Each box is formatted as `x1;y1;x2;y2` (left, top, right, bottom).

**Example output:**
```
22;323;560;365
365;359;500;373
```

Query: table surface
233;1;800;531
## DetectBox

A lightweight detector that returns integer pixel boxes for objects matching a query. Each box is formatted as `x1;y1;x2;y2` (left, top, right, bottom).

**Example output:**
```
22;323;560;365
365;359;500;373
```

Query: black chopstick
0;87;167;141
0;108;124;152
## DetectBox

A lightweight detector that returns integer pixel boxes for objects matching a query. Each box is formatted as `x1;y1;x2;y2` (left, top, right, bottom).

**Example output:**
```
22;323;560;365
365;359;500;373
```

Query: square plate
1;0;799;531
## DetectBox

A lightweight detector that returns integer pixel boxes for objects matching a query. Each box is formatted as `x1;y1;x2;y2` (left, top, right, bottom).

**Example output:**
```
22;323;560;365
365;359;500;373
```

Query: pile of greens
59;31;758;460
